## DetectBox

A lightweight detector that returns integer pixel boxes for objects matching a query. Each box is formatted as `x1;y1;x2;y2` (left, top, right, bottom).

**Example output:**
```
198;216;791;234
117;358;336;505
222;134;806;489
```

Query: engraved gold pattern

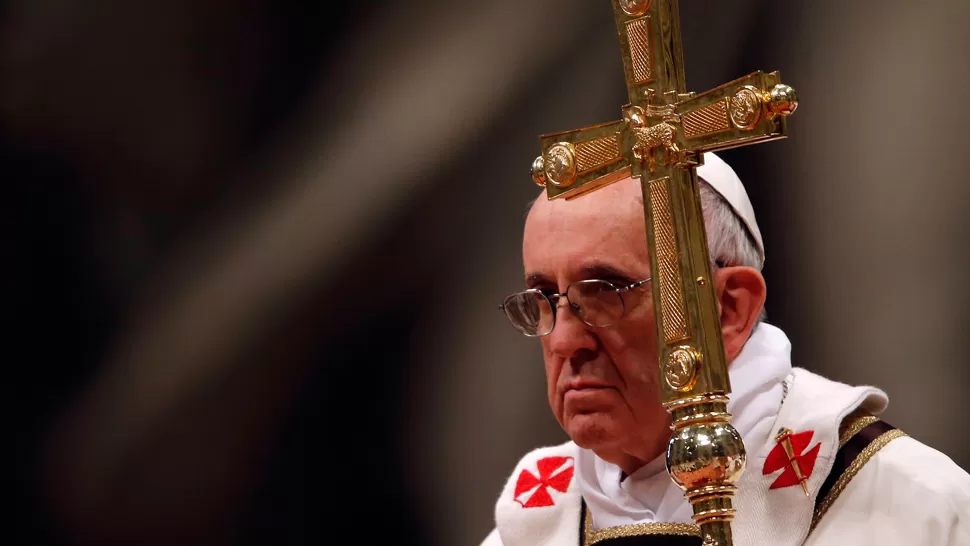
625;17;654;85
575;135;623;173
810;428;906;533
665;346;699;391
838;414;879;449
683;99;731;139
728;86;762;130
544;143;577;187
618;0;652;17
649;178;688;343
583;507;700;545
632;121;680;173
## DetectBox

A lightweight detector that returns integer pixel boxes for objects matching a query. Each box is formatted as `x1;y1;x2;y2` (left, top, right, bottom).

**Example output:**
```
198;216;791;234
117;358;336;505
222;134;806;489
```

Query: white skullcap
696;152;765;265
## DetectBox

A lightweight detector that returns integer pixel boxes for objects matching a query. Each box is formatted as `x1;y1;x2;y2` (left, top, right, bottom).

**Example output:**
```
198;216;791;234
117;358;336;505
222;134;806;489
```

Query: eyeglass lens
503;280;626;336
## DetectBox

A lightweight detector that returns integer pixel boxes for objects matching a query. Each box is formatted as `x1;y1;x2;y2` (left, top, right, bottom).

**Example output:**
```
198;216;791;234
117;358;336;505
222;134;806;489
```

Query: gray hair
698;177;768;324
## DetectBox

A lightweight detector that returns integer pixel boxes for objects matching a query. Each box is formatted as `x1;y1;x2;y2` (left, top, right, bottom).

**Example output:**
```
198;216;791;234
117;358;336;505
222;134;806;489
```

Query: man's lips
562;381;615;409
563;380;613;391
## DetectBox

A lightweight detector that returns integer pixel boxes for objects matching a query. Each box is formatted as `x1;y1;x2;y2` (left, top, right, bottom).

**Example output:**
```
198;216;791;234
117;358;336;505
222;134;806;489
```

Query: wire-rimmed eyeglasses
499;278;652;337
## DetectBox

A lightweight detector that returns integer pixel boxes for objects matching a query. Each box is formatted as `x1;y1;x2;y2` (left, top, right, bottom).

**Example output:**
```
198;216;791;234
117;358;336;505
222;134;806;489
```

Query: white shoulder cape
481;368;970;546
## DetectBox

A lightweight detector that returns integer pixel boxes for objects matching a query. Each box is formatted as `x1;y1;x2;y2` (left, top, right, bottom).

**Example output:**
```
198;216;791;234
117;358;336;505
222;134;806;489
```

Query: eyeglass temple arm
620;278;652;292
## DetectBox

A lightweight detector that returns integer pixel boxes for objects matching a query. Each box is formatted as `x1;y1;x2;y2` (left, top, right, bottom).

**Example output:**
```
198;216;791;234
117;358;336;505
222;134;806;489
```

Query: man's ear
713;266;766;362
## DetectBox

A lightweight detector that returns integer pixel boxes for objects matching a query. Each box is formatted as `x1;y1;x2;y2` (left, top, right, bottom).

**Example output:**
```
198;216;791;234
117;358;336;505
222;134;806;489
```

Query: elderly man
481;153;970;545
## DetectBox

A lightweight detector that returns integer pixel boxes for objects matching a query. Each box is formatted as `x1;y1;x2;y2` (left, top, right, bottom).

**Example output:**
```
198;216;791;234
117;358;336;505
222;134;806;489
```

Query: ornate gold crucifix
529;1;798;544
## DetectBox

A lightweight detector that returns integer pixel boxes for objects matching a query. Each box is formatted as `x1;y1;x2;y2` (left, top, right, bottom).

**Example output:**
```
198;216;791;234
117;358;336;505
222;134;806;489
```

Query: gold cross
528;2;798;544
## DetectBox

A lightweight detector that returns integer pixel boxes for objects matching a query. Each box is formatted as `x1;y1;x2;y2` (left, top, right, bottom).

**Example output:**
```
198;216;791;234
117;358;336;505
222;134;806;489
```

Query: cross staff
529;1;798;544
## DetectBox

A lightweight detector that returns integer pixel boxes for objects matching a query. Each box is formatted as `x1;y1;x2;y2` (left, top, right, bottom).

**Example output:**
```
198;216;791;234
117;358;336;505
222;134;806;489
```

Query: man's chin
564;412;623;449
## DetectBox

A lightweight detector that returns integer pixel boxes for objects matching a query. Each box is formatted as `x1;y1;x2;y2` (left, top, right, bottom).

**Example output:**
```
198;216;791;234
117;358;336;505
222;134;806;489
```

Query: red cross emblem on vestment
513;456;574;508
763;428;821;495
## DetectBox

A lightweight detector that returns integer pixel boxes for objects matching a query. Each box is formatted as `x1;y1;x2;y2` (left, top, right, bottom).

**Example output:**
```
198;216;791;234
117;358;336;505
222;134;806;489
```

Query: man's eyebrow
525;273;552;287
579;264;632;280
525;264;634;287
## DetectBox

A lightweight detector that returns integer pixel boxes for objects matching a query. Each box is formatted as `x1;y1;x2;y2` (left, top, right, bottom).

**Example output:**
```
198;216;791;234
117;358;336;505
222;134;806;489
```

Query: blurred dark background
5;1;970;545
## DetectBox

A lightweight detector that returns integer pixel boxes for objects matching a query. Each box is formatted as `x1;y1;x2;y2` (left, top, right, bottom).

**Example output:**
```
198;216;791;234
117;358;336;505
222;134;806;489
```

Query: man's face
523;179;670;458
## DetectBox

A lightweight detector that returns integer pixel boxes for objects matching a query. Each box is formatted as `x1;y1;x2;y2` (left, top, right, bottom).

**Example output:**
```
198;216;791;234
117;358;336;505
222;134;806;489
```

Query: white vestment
480;324;970;545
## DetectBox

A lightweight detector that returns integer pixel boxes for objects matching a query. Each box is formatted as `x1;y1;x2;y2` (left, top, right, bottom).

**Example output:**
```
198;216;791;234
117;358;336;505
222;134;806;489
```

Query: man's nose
546;300;598;358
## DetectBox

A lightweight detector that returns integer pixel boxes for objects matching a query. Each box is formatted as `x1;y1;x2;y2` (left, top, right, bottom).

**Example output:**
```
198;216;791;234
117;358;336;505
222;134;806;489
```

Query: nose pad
557;297;581;317
552;298;583;329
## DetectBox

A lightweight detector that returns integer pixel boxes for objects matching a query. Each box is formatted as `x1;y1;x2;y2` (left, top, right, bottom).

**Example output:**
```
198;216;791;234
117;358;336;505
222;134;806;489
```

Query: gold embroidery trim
810;428;906;533
837;407;870;433
583;507;700;544
838;414;879;449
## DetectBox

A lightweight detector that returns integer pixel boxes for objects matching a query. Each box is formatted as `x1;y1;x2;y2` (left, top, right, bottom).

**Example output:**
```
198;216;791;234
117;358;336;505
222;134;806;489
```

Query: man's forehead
528;176;642;219
523;176;649;281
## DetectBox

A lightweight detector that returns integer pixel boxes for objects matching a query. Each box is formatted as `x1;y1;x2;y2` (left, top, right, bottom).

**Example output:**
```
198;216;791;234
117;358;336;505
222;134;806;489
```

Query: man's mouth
563;380;612;391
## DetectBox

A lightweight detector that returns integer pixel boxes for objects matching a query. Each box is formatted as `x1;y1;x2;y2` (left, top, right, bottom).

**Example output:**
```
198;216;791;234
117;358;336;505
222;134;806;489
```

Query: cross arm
676;71;798;153
531;120;633;200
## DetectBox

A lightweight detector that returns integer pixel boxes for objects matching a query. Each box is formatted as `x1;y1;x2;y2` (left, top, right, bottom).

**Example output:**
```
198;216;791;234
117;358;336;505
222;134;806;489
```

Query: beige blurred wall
790;0;970;470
